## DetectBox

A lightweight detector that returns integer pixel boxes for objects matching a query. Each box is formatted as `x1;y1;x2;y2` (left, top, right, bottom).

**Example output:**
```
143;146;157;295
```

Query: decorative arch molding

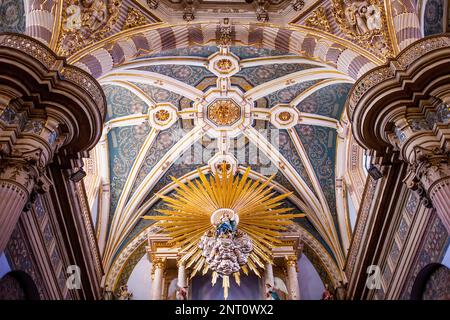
24;0;58;47
344;128;367;211
411;263;450;300
67;22;382;79
348;33;450;234
0;270;41;300
348;34;450;153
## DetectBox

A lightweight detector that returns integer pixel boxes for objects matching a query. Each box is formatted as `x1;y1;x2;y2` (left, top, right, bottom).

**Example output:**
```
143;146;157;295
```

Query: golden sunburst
143;165;305;298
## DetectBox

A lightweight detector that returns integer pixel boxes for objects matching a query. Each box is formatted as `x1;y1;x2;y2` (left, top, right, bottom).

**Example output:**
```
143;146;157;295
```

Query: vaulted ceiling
2;0;437;289
99;45;353;270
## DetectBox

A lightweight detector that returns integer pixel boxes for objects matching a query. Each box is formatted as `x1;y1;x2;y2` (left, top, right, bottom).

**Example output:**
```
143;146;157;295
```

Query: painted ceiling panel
137;138;214;204
295;125;337;218
265;80;321;105
138;46;219;59
133;82;184;105
296;83;352;119
138;46;294;60
229;46;295;59
108;123;152;219
126;121;187;202
0;0;25;33
235;63;318;86
104;85;149;121
274;126;318;198
133;65;215;87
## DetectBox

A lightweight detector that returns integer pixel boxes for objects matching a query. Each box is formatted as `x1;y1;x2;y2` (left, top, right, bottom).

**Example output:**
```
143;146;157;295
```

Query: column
151;258;165;300
285;256;300;300
177;262;187;288
416;156;450;232
0;162;36;252
264;262;274;300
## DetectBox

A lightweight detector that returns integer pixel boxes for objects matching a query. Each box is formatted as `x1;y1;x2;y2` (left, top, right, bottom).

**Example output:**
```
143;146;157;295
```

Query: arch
68;22;381;80
411;263;450;300
0;270;40;300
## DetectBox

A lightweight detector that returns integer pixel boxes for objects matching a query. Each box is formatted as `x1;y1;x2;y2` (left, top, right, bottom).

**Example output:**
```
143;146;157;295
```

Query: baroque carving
122;8;147;30
348;35;450;118
218;18;232;46
58;0;121;56
147;0;158;9
0;34;57;70
331;0;392;57
305;7;331;33
291;0;304;11
256;0;269;22
404;147;450;192
182;0;195;21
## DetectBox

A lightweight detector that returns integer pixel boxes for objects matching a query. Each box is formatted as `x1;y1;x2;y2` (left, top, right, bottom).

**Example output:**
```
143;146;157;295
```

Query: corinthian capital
410;147;450;188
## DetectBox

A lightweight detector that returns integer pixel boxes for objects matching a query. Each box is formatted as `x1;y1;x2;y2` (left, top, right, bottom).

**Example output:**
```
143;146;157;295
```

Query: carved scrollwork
331;0;393;57
58;0;121;56
122;8;147;30
305;7;331;33
403;146;450;207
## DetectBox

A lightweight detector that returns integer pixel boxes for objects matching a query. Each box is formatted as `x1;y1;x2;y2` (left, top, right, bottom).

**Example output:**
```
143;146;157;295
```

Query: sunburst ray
143;164;305;298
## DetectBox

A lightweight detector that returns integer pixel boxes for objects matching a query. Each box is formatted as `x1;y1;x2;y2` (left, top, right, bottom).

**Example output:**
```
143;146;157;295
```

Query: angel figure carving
344;1;382;35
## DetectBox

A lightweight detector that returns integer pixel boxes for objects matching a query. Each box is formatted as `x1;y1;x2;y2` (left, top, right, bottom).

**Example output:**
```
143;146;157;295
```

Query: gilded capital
152;258;166;269
285;255;298;268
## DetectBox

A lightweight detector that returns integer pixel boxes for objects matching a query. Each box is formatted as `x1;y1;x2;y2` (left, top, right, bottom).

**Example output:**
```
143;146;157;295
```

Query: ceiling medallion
148;103;178;130
207;99;241;126
208;153;238;176
216;59;233;72
271;105;298;129
144;165;305;299
278;111;292;122
155;109;170;122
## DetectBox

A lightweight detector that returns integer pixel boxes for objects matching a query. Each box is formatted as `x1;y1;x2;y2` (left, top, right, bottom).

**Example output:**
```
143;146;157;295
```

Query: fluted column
0;162;36;252
264;262;274;300
151;258;165;300
285;256;300;300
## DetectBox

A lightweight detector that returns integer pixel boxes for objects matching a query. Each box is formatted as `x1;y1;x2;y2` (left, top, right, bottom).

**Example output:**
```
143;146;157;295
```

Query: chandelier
144;164;305;299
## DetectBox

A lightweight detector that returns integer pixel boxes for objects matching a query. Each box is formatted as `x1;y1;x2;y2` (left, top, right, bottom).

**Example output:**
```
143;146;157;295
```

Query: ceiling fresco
0;0;25;34
2;0;436;297
96;45;355;280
